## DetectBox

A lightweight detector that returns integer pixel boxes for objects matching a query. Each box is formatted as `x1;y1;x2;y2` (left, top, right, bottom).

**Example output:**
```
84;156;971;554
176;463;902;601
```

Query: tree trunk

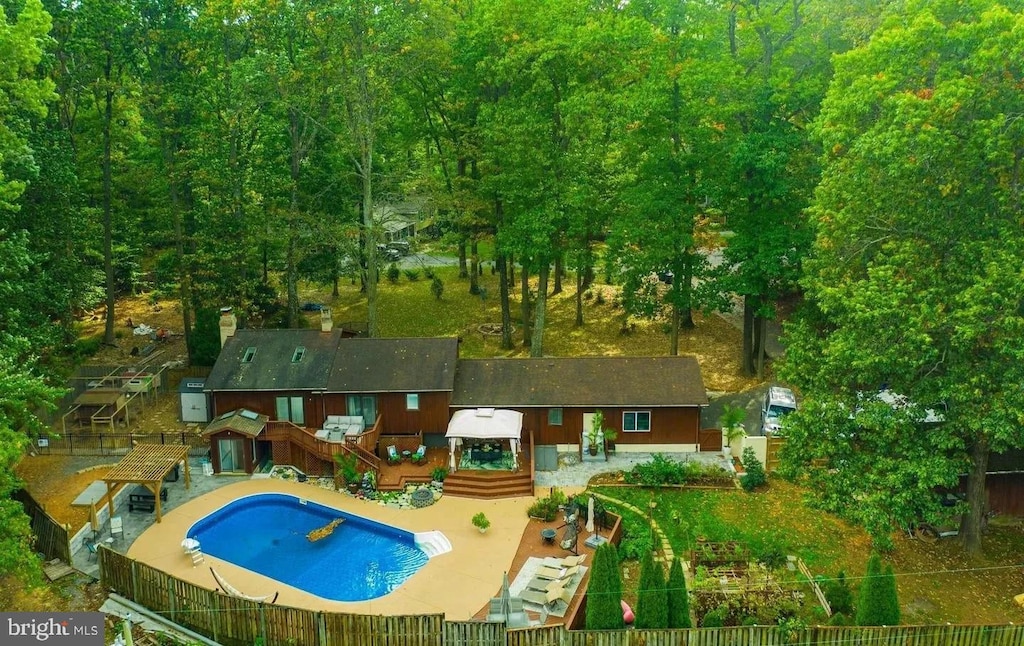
102;54;116;346
552;254;563;295
575;271;584;327
961;435;990;556
458;235;468;279
469;239;480;294
531;263;549;357
742;295;756;376
755;314;767;378
520;267;532;348
498;253;513;350
669;301;680;356
165;144;193;357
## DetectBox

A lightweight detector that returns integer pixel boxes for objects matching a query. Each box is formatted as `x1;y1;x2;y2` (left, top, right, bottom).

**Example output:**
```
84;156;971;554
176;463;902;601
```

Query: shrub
624;454;733;487
824;571;854;616
667;558;691;628
587;543;625;630
404;269;420;281
828;612;849;626
424;267;435;280
431;466;448;482
856;554;899;626
616;513;655;561
701;608;725;627
430;276;444;300
471;512;490;531
636;550;668;629
386;264;400;283
527;488;568;521
740;446;767;491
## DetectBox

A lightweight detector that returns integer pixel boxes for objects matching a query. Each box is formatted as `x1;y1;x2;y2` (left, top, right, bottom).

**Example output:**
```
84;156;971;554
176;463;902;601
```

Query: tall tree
667;557;691;628
781;0;1024;555
635;549;668;628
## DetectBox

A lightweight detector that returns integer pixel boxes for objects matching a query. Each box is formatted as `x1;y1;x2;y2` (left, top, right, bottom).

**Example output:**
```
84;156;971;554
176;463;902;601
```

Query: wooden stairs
441;469;533;499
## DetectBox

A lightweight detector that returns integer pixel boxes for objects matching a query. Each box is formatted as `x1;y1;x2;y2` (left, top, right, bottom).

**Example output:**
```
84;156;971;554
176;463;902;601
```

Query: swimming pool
187;493;429;602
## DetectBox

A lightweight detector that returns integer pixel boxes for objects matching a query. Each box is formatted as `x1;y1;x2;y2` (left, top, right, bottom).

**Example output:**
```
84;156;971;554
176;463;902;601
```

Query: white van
761;386;798;435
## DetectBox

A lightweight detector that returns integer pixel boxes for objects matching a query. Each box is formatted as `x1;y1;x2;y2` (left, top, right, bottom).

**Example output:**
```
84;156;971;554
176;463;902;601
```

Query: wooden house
451;357;708;454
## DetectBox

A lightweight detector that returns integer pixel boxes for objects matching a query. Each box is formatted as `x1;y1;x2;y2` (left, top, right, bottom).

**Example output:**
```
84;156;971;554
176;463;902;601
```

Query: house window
275;396;305;425
623;411;651;432
406;394;419;410
242;347;257;363
346;395;378;426
291;346;306;363
548;408;563;426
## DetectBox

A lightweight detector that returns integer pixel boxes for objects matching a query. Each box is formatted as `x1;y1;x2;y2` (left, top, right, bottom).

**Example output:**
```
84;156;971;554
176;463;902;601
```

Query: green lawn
591;479;1024;625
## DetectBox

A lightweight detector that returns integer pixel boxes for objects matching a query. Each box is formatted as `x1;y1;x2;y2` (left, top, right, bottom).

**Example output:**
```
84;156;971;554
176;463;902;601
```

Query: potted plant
335;453;361;493
719;404;747;459
431;466;448;487
603;425;618;455
586;411;605;456
472;512;491;534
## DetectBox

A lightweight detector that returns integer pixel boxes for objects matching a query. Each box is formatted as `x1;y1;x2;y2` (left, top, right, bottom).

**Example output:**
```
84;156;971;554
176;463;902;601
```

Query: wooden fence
33;430;208;458
13;488;71;563
98;546;1024;646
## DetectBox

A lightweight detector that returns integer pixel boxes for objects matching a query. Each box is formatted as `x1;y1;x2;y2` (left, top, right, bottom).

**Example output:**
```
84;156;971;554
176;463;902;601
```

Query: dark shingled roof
205;329;341;391
451;357;707;408
327;337;459;393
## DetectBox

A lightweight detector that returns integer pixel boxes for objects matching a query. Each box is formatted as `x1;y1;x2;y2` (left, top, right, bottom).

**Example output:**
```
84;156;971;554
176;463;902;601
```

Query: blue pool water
187;493;428;602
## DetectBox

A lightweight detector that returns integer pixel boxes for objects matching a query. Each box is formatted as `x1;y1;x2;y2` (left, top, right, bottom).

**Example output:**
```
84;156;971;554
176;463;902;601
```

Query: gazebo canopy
445;408;523;440
103;444;191;523
445;409;523;471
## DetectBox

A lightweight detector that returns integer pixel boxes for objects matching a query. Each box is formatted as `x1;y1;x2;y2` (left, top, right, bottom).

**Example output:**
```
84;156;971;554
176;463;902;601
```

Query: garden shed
179;378;209;423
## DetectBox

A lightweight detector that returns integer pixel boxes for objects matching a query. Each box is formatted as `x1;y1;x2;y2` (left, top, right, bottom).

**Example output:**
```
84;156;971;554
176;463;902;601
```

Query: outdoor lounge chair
527;576;566;593
519;586;566;609
411;445;427;464
386;445;401;465
534;566;567;580
541;554;586;569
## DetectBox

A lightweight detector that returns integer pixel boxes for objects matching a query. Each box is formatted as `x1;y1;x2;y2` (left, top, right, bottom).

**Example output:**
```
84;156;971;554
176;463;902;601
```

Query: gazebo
102;444;192;523
445;408;524;472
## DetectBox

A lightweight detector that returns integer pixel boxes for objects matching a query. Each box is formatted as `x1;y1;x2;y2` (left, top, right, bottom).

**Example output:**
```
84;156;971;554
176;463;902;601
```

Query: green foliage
387;264;401;283
586;543;625;630
527;488;568;522
720;404;747;443
700;608;725;627
824;571;854;616
616;512;655;562
625;453;734;487
740;447;767;492
73;335;103;360
471;512;490;530
828;612;849;626
636;550;668;628
188;308;222;367
856;554;899;626
667;557;691;628
403;269;420;281
334;453;360;485
431;466;448;482
430;276;444;300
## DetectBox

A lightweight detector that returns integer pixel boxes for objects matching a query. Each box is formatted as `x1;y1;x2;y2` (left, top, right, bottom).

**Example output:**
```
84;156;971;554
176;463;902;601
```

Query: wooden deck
377;447;534;498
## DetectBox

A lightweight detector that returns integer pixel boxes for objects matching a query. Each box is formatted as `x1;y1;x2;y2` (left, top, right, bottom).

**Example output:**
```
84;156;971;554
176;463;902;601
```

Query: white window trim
623;410;651;433
406;393;420;411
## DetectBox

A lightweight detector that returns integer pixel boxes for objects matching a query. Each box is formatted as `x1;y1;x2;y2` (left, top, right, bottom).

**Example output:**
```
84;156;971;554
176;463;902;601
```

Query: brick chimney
219;307;237;347
321;307;333;333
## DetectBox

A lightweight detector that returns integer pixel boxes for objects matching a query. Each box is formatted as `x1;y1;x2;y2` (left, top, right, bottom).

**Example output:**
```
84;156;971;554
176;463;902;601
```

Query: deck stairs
441;469;533;499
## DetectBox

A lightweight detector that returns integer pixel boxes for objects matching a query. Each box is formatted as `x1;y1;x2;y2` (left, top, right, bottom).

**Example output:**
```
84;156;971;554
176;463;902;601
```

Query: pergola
103;444;192;523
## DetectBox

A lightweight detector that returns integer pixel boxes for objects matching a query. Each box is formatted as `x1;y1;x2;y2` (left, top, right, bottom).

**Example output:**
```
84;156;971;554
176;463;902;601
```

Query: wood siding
452;406;700;446
208;430;255;474
210;391;325;429
321;391;451;435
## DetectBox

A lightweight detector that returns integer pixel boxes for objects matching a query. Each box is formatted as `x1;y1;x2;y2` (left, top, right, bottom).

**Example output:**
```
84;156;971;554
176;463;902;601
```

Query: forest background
1;0;1023;605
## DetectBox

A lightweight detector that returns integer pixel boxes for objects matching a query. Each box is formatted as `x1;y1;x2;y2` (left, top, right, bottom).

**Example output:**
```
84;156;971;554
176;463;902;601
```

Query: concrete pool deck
128;479;535;618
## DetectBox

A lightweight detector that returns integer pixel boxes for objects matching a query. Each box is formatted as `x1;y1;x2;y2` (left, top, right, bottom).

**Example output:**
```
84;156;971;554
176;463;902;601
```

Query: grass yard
305;263;760;392
592;479;1024;625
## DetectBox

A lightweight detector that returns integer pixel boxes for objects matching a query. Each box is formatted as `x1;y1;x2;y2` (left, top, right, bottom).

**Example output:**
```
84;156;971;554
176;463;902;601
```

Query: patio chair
519;586;564;609
386;445;401;465
85;540;98;562
534;566;567;580
110;516;123;541
411;445;427;464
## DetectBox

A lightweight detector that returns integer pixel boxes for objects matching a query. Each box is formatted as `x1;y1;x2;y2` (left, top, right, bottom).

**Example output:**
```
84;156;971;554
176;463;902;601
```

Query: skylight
242;347;257;363
292;346;306;363
240;409;259;420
